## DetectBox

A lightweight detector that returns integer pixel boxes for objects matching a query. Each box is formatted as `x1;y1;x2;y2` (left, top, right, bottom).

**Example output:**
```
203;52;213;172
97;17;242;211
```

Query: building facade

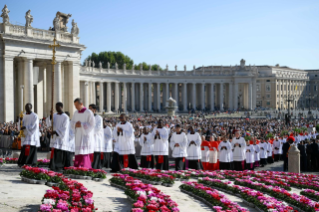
0;5;318;122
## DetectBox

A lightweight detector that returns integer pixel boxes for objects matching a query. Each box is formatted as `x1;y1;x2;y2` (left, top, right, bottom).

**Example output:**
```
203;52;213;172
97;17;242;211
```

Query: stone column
219;83;224;111
115;82;119;112
42;65;47;116
20;85;24;112
68;61;80;117
248;81;253;110
84;81;89;108
140;82;144;112
288;145;300;173
24;59;34;106
183;82;187;112
93;82;96;105
157;83;161;111
234;82;238;110
210;83;215;111
106;82;112;112
99;82;104;112
46;64;52;115
201;83;205;110
192;83;196;109
123;82;127;112
166;83;169;98
0;56;14;122
228;82;233;110
148;83;152;111
54;62;62;103
252;78;256;109
174;83;178;110
131;82;135;111
17;59;24;113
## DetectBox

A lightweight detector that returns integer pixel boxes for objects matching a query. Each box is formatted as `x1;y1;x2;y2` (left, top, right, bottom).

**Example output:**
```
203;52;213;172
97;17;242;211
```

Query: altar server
186;126;202;170
266;139;274;164
201;133;211;170
245;140;255;170
218;134;232;170
65;111;75;167
49;102;70;171
113;114;138;169
231;131;246;171
273;136;282;162
102;120;113;168
170;124;188;170
18;103;40;167
139;127;154;168
70;98;95;168
259;140;268;167
253;138;260;168
151;120;169;170
89;104;104;169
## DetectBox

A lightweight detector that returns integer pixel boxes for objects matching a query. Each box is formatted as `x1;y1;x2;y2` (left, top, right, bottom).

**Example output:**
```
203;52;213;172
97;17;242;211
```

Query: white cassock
139;133;153;156
112;122;135;155
151;127;169;155
259;142;268;159
93;115;104;152
272;140;282;155
68;126;75;152
201;144;210;163
50;113;70;151
22;112;40;147
103;126;113;153
245;145;255;163
253;144;260;161
70;109;95;155
170;132;188;158
218;141;232;162
46;116;51;128
186;132;202;160
231;137;246;161
267;142;272;157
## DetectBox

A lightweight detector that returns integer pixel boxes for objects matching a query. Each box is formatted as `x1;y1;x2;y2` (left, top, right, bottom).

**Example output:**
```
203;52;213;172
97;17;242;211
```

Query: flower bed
5;157;18;164
121;168;175;186
37;159;50;167
156;170;190;181
110;173;179;212
0;158;4;166
20;166;64;185
300;189;319;202
197;177;294;212
180;170;225;179
63;166;107;181
180;181;248;212
235;178;319;212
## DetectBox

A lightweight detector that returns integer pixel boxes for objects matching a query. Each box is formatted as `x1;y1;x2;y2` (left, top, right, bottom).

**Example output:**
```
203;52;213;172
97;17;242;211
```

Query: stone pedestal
165;97;178;116
13;152;20;158
47;152;51;160
288;144;300;173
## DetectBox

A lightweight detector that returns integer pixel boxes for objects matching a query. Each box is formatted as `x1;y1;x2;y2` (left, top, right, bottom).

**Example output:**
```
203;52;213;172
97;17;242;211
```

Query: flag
295;85;297;91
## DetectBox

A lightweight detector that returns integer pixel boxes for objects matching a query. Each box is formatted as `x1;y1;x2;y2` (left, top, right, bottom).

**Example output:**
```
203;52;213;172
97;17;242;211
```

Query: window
266;80;270;82
315;85;317;91
277;85;279;90
266;94;271;98
265;84;271;92
281;85;283;91
257;101;262;107
256;85;260;91
257;94;261;98
266;101;270;105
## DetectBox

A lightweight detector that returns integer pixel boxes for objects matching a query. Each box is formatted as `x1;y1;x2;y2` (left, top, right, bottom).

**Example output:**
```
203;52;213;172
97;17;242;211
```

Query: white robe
245;145;255;163
113;122;135;155
170;132;188;158
22;112;40;147
186;132;202;160
267;142;272;157
272;140;282;154
103;126;113;153
68;125;75;152
231;137;246;161
253;144;260;161
151;127;169;155
50;113;70;151
259;142;268;159
93;115;104;152
139;133;153;156
218;141;232;162
70;109;95;155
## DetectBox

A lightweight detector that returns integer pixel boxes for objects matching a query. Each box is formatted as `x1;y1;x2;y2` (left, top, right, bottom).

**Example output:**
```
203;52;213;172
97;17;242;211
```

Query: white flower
42;199;55;205
150;197;158;201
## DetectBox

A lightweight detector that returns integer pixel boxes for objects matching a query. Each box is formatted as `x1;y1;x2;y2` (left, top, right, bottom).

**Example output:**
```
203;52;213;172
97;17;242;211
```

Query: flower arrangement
301;189;319;202
37;159;50;167
180;181;248;212
20;166;64;184
0;158;4;166
110;173;179;212
4;157;18;164
179;170;225;179
63;166;107;180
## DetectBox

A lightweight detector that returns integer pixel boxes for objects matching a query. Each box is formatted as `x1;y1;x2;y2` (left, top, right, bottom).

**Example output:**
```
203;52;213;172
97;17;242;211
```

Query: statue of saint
71;19;79;35
25;10;33;27
53;14;60;31
1;5;10;24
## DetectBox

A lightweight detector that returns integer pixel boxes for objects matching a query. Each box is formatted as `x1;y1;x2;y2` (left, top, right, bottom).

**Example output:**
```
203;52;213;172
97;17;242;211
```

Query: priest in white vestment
139;128;154;168
65;111;75;167
245;140;255;170
170;124;188;170
252;138;260;168
112;114;138;169
49;102;70;171
187;126;202;170
218;135;232;170
18;103;40;167
273;137;282;162
151;120;169;170
89;104;105;169
70;98;95;168
102;120;113;168
259;140;268;167
231;131;246;171
266;138;274;164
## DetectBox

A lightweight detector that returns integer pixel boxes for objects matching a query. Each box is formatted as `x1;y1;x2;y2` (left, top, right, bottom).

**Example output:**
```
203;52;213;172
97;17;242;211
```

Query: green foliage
301;127;308;133
316;124;319;132
244;135;251;141
133;62;162;71
265;133;274;139
280;130;288;137
293;128;301;134
85;51;134;69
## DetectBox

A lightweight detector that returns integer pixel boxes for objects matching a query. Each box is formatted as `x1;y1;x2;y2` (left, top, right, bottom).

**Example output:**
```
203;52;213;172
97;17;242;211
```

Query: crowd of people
5;98;319;174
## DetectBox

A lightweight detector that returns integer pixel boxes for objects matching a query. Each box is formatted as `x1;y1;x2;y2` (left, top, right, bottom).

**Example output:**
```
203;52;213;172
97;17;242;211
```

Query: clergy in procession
266;138;274;164
139;127;154;168
231;131;246;171
18;103;40;167
152;119;169;170
170;124;188;171
113;114;138;169
49;102;71;171
89;104;104;169
259;139;268;167
273;136;282;162
201;132;211;170
65;111;75;167
245;139;255;170
252;138;260;168
218;134;232;170
70;98;95;168
186;126;202;170
102;120;113;168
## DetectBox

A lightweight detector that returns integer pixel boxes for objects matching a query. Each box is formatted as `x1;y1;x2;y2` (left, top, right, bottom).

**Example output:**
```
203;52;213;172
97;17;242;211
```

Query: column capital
3;55;14;61
84;81;88;86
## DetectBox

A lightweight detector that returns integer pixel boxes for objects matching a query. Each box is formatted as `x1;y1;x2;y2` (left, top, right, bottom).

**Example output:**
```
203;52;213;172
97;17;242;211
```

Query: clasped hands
174;143;180;147
234;143;241;148
75;121;81;128
189;141;196;146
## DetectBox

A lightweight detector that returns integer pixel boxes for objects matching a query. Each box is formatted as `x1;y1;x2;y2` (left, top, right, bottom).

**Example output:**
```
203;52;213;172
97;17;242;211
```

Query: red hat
287;136;295;142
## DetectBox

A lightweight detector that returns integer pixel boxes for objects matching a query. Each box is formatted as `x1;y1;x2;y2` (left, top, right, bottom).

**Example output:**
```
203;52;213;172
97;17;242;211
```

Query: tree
133;62;162;71
84;51;134;69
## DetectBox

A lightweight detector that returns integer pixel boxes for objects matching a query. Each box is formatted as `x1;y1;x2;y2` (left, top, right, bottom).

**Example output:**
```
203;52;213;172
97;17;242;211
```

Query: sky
3;0;319;70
